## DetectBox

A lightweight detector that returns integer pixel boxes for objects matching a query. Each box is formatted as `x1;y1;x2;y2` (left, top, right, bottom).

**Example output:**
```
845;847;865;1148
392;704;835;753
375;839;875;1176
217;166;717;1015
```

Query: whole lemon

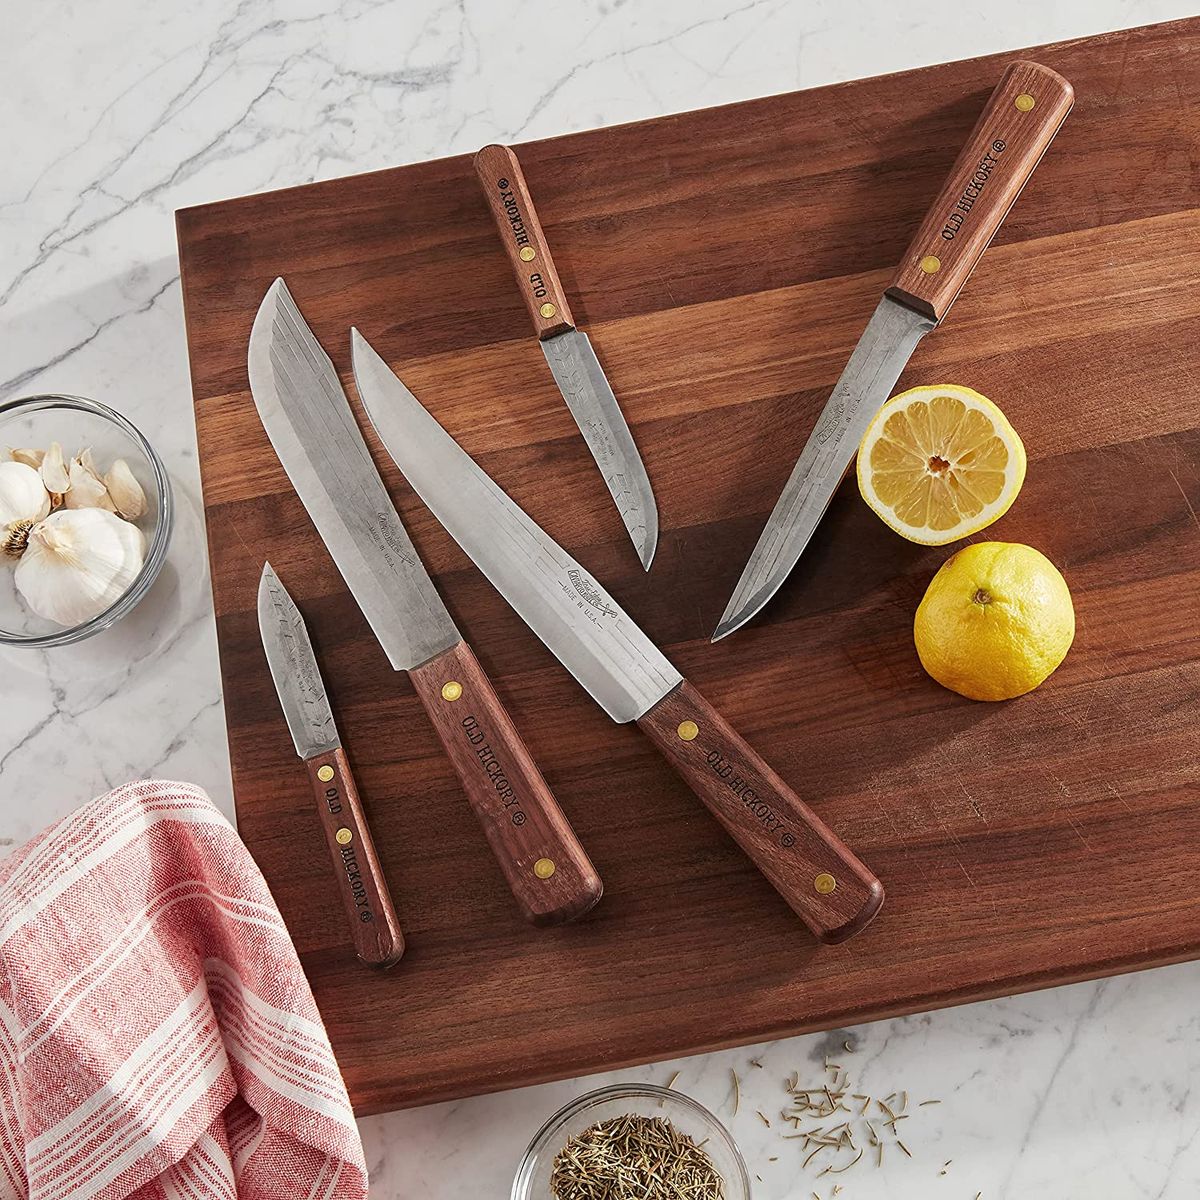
914;542;1075;701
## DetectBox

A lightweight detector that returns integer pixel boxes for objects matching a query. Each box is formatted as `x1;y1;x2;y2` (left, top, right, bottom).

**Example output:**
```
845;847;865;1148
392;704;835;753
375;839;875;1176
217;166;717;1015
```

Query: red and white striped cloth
0;780;368;1200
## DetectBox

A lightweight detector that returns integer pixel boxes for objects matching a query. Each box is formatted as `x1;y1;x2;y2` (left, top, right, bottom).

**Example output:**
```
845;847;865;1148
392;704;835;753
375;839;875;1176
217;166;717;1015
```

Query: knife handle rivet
533;857;556;879
441;680;463;702
814;872;837;895
519;246;537;262
919;255;941;275
677;720;699;741
335;827;353;846
539;302;557;319
317;764;335;782
1015;92;1036;112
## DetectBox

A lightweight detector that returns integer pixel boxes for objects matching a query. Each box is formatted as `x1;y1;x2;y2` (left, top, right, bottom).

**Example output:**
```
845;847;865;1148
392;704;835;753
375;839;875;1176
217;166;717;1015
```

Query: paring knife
713;61;1074;641
257;561;405;967
474;143;659;571
351;329;884;944
249;279;602;926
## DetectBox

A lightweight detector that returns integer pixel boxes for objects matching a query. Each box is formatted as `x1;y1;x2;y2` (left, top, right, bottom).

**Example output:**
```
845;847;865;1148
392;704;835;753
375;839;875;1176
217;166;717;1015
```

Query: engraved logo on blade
363;511;419;571
813;400;847;446
563;567;618;621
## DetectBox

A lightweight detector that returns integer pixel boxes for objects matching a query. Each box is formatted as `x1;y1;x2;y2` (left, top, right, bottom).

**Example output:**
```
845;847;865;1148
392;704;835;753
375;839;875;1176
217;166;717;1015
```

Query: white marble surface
3;1;1198;1196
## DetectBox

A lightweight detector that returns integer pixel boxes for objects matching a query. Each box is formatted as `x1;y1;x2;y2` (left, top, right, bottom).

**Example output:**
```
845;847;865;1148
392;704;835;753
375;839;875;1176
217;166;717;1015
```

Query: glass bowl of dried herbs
512;1083;750;1200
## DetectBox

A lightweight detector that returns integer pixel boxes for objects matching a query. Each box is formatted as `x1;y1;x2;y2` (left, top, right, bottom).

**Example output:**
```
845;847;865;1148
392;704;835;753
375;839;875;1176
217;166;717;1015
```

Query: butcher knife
714;61;1074;640
258;561;404;967
352;328;884;944
249;279;602;926
475;143;659;570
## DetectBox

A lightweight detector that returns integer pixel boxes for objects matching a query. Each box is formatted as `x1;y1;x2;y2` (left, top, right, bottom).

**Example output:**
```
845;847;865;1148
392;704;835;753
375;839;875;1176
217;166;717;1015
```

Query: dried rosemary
550;1113;725;1200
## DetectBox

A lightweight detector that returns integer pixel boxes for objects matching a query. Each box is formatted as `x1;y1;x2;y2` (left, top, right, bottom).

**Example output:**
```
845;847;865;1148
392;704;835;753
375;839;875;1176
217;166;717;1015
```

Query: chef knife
713;61;1074;641
352;329;884;943
474;143;659;571
249;279;602;926
258;561;405;967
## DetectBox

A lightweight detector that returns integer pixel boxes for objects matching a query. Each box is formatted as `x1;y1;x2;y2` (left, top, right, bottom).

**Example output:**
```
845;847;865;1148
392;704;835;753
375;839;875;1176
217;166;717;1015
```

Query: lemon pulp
858;385;1026;545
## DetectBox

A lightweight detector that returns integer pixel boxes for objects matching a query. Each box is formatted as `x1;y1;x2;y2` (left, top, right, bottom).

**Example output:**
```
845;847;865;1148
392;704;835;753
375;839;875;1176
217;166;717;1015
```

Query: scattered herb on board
550;1113;724;1200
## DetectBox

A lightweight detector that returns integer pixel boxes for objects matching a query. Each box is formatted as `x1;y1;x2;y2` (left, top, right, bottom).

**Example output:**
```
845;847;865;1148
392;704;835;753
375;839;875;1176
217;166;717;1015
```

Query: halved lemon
857;384;1026;545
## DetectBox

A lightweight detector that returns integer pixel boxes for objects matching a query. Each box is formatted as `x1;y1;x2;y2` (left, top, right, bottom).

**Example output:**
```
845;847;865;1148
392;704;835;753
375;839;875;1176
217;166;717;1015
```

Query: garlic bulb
15;507;145;626
103;458;147;519
0;461;52;557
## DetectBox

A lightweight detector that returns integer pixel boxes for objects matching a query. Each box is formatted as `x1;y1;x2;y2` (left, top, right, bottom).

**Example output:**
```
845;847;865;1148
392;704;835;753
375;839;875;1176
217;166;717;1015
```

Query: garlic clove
10;447;46;468
14;507;145;627
103;458;147;520
41;441;71;496
64;455;114;510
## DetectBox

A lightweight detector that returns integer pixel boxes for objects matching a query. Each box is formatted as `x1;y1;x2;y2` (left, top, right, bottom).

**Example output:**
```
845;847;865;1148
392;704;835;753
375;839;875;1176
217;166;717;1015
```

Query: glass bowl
0;394;172;647
512;1083;750;1200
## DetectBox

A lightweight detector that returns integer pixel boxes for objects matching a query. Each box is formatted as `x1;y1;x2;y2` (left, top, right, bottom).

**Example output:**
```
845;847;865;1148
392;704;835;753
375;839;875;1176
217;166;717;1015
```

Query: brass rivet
441;681;463;702
534;857;556;879
1015;93;1036;112
677;720;699;742
317;764;334;782
814;872;837;895
335;827;353;845
919;255;941;274
539;302;557;319
519;246;536;262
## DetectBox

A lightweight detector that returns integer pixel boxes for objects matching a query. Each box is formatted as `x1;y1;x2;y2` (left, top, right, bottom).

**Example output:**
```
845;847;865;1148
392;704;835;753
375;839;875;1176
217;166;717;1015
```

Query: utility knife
714;61;1074;640
475;143;659;570
352;328;884;944
258;561;404;967
248;279;602;926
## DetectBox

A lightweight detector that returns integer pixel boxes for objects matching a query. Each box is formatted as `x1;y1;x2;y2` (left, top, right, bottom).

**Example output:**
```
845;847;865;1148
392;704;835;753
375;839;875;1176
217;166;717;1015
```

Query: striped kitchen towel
0;779;368;1200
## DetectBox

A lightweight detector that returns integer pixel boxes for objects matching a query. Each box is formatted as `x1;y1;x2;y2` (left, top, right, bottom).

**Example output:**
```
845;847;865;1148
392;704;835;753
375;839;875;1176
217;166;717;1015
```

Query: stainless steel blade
257;562;340;760
712;296;935;641
351;329;682;723
248;279;460;672
541;329;659;571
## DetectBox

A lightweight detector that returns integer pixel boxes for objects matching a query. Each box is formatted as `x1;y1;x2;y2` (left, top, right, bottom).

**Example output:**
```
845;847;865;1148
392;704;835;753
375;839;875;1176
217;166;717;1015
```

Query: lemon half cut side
857;384;1026;545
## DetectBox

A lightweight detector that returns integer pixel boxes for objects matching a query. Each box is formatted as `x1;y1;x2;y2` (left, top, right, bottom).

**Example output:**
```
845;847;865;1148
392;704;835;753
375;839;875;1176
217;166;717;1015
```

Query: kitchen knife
713;61;1074;641
249;279;602;926
257;561;405;967
352;329;883;943
474;143;659;571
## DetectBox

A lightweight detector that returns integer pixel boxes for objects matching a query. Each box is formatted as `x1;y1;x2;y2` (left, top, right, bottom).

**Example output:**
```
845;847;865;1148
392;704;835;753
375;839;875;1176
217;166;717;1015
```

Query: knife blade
258;561;404;967
352;328;883;944
475;143;659;571
714;60;1074;641
249;279;602;927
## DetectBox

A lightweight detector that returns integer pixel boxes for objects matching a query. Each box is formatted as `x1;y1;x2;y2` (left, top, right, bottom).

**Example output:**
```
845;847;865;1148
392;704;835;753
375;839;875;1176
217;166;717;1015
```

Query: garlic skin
64;453;116;511
15;507;145;626
103;458;147;519
9;448;45;469
0;461;52;557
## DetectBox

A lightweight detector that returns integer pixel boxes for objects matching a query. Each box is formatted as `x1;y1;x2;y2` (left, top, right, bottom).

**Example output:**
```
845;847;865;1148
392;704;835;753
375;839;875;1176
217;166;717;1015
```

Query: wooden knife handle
474;143;575;339
305;746;405;967
409;639;602;925
887;60;1073;322
637;681;883;943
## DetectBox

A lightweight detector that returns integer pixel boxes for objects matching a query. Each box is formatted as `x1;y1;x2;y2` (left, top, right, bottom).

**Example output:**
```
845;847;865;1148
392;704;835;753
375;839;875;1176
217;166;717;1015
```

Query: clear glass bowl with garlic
0;395;172;647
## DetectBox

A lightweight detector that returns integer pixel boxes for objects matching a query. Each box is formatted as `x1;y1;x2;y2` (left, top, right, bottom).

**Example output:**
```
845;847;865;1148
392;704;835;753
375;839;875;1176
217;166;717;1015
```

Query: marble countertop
3;1;1198;1195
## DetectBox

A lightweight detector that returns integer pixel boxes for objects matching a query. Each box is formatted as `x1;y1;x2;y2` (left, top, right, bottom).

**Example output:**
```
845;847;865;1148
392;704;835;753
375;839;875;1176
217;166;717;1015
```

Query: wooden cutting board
177;18;1200;1115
